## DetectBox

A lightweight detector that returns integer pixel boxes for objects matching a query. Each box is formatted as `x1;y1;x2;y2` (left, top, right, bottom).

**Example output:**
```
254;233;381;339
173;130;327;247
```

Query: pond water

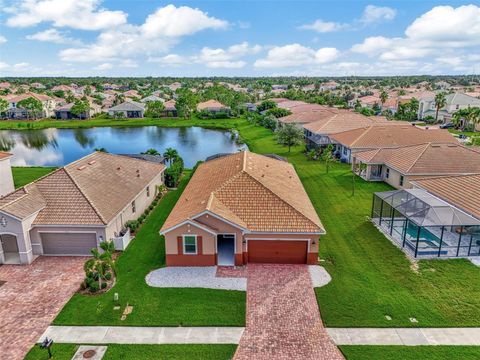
0;126;247;168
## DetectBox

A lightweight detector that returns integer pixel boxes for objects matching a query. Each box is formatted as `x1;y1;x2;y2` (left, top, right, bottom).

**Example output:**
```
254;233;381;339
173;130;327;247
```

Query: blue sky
0;0;479;76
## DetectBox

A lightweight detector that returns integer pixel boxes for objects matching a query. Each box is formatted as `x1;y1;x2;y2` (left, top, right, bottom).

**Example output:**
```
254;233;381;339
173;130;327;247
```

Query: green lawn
11;166;56;188
340;346;480;360
54;171;246;326
236;121;480;327
25;343;237;360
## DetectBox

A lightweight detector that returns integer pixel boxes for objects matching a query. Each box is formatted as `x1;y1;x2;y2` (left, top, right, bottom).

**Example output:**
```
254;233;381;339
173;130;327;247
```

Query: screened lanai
371;189;480;258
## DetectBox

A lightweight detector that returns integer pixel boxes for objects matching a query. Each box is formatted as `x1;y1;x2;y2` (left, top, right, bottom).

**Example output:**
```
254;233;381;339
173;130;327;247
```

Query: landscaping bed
339;345;480;360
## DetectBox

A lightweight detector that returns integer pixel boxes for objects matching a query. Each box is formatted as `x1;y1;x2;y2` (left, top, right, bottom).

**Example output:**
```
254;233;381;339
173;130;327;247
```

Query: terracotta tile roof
278;108;338;125
0;152;12;160
9;92;53;103
354;143;480;175
0;152;165;225
412;174;480;220
196;99;229;111
331;125;458;149
161;151;324;234
303;111;390;135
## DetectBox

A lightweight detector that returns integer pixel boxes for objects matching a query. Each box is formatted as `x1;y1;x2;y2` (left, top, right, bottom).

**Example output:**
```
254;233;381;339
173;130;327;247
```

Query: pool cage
371;189;480;258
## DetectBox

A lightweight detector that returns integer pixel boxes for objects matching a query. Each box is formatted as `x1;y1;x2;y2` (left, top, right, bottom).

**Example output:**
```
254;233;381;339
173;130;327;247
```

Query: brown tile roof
331;125;458;149
0;152;165;225
303;111;390;135
196;99;229;111
161;151;324;234
0;152;12;160
354;143;480;176
278;108;338;125
412;174;480;220
9;92;53;103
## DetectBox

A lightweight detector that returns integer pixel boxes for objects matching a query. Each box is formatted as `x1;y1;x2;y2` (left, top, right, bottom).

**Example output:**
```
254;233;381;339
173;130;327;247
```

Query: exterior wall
30;225;105;255
0;211;37;264
163;223;216;266
0;157;14;197
336;144;352;163
105;170;164;241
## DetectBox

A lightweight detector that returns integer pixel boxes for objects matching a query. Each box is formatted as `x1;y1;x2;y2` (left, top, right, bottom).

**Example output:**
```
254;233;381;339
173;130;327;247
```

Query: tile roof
278;108;338;124
412;174;480;220
109;100;145;111
354;143;480;175
0;152;165;225
0;152;12;160
303;111;390;135
9;92;53;103
196;99;230;111
331;125;458;149
161;151;324;234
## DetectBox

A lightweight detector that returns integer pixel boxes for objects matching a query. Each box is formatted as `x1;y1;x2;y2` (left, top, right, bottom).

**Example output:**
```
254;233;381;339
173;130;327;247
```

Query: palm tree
163;147;179;165
380;90;388;109
434;92;447;123
468;107;480;132
84;241;115;290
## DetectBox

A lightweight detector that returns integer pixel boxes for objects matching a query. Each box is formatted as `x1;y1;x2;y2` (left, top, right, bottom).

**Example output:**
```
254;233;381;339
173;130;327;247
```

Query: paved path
40;326;244;344
327;327;480;346
233;264;344;360
0;257;85;360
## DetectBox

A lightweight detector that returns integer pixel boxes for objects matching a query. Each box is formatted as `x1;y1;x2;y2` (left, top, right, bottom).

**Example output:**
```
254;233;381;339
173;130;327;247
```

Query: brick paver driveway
0;257;84;360
234;264;344;360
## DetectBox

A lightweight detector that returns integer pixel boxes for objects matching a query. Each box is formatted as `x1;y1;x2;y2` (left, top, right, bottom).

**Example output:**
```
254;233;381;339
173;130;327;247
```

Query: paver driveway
234;264;344;360
0;256;84;360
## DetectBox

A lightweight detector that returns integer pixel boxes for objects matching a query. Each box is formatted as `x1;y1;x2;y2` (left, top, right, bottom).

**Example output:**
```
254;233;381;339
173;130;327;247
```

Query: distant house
272;84;288;91
434;81;451;90
51;84;74;93
196;100;230;114
30;82;46;90
352;143;480;189
319;81;339;91
6;92;58;119
54;101;101;120
0;82;11;90
418;92;480;122
108;101;145;118
163;100;178;117
167;82;182;92
140;95;164;103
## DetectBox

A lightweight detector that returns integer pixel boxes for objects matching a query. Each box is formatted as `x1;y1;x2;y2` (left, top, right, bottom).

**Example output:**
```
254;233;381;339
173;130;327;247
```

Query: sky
0;0;479;77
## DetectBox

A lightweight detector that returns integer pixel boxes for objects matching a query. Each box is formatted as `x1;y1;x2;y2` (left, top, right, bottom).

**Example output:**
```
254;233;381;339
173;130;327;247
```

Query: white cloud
6;0;127;30
26;28;79;44
254;44;339;68
299;20;348;33
142;4;227;38
352;4;480;63
59;4;228;63
197;42;261;68
149;54;190;66
94;63;113;70
360;5;397;24
0;61;32;73
119;59;138;68
0;36;6;44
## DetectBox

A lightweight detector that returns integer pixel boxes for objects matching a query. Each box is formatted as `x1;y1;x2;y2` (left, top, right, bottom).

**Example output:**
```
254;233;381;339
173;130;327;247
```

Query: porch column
438;226;444;257
456;226;463;257
379;200;384;225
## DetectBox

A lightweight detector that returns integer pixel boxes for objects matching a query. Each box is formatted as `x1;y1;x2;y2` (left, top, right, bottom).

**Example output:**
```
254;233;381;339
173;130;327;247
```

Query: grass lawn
54;171;245;326
25;343;237;360
11;166;56;188
236;121;480;327
339;346;480;360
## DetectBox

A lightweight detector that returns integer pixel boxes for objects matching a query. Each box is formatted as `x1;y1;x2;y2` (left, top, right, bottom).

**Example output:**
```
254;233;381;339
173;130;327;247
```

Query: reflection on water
1;126;247;167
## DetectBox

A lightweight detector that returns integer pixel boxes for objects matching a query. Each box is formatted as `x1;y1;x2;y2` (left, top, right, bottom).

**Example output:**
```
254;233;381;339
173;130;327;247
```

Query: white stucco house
418;92;480;122
0;151;165;264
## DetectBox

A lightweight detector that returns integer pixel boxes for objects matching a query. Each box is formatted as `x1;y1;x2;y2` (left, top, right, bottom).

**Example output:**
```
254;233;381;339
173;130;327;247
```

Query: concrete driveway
0;256;85;360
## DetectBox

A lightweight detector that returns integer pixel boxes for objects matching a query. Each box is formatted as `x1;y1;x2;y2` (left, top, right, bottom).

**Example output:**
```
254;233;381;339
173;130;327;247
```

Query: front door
217;234;235;266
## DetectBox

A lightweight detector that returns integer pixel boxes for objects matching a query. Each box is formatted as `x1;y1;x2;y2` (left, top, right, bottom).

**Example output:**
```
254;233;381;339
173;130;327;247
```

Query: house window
385;168;390;179
343;146;348;155
183;235;197;254
456;105;459;110
146;186;150;197
399;175;404;187
131;201;136;213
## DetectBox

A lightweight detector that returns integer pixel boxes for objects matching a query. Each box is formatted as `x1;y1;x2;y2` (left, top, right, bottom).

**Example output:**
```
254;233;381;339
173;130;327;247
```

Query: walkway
0;257;85;360
233;264;344;360
41;326;244;344
328;327;480;345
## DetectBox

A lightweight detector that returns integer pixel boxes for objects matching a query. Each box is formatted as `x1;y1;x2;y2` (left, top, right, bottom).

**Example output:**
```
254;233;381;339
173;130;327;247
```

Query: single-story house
163;100;178;117
108;101;145;118
196;100;231;114
0;151;165;264
371;174;480;258
54;102;101;120
330;124;457;163
160;151;324;266
140;95;164;103
352;143;480;189
418;92;480;122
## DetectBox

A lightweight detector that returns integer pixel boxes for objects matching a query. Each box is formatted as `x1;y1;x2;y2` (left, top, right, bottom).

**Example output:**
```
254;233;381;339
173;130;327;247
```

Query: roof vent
117;166;121;170
88;160;96;165
77;165;86;170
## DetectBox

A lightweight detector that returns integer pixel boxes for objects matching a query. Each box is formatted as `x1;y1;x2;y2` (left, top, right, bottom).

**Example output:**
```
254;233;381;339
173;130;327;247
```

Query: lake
0;126;247;168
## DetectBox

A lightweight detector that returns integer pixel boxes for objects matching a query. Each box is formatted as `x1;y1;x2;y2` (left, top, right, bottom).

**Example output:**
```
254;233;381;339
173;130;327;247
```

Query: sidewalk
40;326;244;344
327;328;480;346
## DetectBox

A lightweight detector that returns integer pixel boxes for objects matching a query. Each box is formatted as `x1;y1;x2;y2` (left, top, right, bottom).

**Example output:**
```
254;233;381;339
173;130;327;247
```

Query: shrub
125;220;139;232
164;157;184;187
101;282;107;289
89;281;99;293
104;272;112;281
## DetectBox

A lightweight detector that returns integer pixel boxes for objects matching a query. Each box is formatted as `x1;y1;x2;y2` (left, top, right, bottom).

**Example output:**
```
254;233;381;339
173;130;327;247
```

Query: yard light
40;337;53;359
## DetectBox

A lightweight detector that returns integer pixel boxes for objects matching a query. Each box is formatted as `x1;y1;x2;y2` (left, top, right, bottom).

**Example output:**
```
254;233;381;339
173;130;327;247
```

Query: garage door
248;240;307;264
41;233;97;255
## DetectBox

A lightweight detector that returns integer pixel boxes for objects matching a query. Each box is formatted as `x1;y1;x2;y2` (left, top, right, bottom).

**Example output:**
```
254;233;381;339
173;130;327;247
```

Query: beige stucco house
0;152;165;264
160;151;324;266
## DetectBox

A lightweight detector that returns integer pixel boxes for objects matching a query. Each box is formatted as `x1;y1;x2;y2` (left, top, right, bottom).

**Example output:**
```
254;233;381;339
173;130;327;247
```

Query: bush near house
164;157;184;188
81;241;115;293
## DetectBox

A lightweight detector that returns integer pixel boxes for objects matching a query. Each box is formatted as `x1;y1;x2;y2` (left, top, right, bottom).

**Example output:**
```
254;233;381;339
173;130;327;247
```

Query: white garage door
41;233;97;255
